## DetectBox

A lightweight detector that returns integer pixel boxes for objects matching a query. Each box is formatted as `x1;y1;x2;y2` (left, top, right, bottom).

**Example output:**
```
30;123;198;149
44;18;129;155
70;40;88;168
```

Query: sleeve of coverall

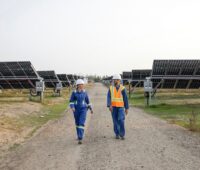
85;93;92;111
122;88;129;110
107;89;111;107
69;92;75;109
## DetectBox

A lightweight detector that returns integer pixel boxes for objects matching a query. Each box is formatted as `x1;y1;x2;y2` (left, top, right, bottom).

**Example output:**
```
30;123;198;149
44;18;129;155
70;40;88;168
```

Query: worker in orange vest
107;74;129;140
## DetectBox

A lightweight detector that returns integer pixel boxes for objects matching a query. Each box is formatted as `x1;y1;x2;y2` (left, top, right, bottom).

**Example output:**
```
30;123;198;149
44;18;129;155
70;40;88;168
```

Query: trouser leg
77;110;87;140
73;111;79;138
118;108;125;137
111;108;120;136
119;119;125;137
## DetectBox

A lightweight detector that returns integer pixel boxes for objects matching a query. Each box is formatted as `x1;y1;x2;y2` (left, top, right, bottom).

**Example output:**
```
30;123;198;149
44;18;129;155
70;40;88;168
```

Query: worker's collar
114;84;120;88
77;89;85;92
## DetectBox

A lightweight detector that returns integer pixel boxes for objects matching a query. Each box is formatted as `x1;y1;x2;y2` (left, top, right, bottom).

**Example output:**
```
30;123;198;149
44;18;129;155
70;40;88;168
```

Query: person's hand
91;110;94;114
125;109;129;115
71;108;75;113
109;106;113;112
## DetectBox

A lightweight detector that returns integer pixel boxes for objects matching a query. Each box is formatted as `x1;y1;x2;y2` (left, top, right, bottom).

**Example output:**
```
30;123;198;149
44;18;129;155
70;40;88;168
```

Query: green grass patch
129;89;200;131
21;103;67;127
24;103;66;138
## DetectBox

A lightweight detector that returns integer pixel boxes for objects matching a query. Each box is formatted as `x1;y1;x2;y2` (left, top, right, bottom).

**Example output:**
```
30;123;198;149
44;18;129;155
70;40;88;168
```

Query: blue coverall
107;85;129;137
69;90;92;140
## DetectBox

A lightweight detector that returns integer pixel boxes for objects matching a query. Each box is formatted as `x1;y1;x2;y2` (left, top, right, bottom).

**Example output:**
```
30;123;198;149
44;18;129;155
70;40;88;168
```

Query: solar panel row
151;60;200;89
122;70;152;87
122;60;200;89
57;74;71;87
0;61;82;90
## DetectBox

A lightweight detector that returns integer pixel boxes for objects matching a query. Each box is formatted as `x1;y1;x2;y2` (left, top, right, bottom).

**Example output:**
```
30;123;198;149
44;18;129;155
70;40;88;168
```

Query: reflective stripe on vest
110;85;125;107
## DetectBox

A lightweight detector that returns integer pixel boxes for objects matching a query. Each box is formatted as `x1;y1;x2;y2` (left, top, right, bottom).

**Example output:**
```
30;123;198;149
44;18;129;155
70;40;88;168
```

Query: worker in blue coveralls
107;74;129;140
69;79;93;144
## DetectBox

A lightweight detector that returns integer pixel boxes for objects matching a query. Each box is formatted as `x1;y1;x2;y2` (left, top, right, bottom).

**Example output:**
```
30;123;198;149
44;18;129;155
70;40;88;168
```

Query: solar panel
122;72;132;85
162;79;176;88
37;71;60;88
132;70;151;80
151;60;200;89
104;76;112;81
0;61;42;89
189;80;200;88
73;75;83;80
73;75;76;80
130;70;152;87
67;74;76;85
102;76;112;81
122;72;132;80
122;70;152;87
78;75;84;79
57;74;70;87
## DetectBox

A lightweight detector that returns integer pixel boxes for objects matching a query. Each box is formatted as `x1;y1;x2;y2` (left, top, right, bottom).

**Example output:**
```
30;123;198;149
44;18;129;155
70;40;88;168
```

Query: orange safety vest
110;85;125;107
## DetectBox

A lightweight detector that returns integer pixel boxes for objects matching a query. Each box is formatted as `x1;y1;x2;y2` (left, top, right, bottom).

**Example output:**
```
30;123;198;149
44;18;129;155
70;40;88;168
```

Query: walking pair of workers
69;74;129;144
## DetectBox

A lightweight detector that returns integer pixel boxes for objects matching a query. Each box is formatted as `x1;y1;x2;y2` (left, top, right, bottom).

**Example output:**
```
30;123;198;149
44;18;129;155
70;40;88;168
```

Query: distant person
69;79;93;144
107;74;129;140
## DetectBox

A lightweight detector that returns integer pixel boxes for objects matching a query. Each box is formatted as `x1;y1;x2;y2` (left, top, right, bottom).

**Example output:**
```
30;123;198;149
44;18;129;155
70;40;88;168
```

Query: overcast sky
0;0;200;76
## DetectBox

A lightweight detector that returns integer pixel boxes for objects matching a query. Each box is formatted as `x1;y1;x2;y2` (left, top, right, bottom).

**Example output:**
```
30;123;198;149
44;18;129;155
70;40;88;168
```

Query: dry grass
0;83;94;153
0;87;72;153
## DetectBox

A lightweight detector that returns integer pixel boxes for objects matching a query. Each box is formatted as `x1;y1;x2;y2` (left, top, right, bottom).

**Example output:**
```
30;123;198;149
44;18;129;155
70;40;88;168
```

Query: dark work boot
78;140;82;144
115;136;120;139
120;136;125;140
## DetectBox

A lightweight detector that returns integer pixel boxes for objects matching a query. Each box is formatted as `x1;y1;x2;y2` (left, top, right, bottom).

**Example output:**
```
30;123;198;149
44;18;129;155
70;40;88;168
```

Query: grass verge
129;89;200;131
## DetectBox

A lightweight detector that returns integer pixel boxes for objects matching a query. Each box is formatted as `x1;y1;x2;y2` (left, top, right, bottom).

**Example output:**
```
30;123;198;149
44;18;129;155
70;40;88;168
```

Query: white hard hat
76;79;85;85
112;74;122;80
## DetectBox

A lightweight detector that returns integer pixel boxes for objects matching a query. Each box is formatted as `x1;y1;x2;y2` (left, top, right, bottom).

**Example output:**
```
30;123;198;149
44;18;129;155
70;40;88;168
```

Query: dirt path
0;83;200;170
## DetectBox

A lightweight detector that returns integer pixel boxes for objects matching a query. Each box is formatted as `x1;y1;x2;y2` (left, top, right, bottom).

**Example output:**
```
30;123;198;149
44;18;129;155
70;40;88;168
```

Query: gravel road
0;83;200;170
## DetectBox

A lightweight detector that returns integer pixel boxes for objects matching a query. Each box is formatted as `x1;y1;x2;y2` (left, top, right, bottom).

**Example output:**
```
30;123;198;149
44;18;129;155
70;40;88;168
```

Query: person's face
114;79;120;86
77;84;84;90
